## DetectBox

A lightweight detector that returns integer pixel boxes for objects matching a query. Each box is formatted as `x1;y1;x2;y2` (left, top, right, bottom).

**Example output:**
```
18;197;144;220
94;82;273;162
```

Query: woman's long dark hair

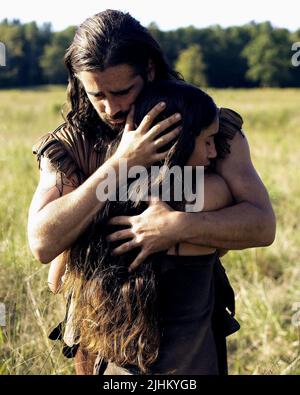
62;81;218;373
63;9;183;140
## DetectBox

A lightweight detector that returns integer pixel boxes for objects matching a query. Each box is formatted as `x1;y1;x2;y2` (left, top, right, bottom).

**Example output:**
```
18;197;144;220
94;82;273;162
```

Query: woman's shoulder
204;172;228;189
203;172;233;211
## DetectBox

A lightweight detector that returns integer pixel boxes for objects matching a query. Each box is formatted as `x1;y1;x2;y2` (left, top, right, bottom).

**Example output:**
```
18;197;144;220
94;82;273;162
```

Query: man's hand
106;198;180;272
112;103;182;168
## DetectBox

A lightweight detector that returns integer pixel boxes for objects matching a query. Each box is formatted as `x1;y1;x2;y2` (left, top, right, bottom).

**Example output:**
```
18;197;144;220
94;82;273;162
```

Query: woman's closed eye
205;137;215;146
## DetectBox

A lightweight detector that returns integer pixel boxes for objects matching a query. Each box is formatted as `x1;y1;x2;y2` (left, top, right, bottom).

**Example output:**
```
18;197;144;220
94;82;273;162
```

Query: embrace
27;10;276;375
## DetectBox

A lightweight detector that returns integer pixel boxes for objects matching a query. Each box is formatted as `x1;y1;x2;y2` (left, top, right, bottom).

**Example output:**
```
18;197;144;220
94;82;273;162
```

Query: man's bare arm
27;155;120;263
106;131;276;258
178;131;276;249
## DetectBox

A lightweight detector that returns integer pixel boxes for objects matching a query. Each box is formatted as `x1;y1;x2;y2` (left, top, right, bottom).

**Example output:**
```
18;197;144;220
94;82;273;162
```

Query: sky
1;0;299;32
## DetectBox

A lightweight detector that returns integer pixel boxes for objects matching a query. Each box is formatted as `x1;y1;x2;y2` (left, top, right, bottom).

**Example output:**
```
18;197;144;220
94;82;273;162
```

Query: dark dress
49;250;239;375
146;252;219;375
96;251;239;375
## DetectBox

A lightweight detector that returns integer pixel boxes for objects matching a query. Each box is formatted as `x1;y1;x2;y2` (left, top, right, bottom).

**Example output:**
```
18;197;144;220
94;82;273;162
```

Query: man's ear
147;59;155;82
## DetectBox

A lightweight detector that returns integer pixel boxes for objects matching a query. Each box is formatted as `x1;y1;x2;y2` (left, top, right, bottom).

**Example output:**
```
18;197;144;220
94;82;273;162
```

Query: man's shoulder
32;123;104;180
32;124;85;180
215;110;253;180
215;108;245;160
219;107;245;139
32;123;82;156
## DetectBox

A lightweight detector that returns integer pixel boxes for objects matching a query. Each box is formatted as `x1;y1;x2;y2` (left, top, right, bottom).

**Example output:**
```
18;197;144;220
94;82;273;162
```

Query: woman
50;80;239;375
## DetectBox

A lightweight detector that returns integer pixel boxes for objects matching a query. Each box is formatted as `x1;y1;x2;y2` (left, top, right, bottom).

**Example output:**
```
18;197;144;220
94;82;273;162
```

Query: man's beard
99;111;129;134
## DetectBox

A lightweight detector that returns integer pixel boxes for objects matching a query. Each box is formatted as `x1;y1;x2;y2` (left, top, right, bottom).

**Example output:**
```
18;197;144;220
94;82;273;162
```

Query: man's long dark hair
62;80;218;373
64;9;183;139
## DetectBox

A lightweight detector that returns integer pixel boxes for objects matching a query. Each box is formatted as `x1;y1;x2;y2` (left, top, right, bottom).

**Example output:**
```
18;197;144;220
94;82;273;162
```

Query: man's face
186;116;219;167
78;64;148;131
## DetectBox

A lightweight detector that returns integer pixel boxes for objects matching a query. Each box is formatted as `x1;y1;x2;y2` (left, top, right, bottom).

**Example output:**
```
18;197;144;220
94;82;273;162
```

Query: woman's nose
208;142;217;159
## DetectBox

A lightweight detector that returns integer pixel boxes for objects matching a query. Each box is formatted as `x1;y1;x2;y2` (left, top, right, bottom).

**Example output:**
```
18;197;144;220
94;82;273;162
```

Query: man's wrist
173;210;204;244
172;211;192;243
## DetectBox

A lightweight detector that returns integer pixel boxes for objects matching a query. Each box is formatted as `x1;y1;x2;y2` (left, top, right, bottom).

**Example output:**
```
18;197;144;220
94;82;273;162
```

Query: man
27;9;276;374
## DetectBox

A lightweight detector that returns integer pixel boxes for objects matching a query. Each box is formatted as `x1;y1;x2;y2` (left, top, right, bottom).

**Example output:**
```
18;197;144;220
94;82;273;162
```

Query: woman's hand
106;198;181;272
112;102;182;168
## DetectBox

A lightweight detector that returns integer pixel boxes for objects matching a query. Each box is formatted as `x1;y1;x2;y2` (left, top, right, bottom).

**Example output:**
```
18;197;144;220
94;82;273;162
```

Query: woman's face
186;116;219;167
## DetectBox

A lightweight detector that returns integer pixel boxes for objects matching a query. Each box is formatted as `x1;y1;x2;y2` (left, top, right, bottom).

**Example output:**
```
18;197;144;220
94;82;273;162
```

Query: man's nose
104;99;121;118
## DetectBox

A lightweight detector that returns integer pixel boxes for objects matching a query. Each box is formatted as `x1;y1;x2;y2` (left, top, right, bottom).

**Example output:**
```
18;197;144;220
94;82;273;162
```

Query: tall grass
0;86;299;374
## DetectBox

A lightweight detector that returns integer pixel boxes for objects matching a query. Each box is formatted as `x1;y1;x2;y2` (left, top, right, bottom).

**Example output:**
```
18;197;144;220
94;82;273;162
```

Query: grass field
0;86;299;375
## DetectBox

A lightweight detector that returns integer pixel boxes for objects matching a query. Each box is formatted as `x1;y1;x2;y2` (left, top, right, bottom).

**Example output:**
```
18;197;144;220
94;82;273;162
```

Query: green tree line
0;19;299;87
